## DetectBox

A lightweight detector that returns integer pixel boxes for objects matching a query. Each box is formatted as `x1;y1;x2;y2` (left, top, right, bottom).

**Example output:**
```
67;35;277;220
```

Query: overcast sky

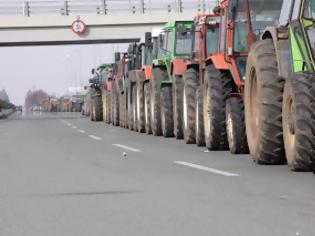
0;44;128;105
0;0;208;105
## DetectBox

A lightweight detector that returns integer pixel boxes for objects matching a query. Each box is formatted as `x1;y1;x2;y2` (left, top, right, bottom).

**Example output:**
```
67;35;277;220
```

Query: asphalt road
0;112;314;236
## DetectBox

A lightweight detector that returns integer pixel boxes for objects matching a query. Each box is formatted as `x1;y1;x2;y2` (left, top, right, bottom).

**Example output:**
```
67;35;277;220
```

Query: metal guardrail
0;0;219;16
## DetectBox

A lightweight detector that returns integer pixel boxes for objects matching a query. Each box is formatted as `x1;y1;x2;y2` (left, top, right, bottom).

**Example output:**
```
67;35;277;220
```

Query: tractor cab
152;21;194;69
221;0;283;83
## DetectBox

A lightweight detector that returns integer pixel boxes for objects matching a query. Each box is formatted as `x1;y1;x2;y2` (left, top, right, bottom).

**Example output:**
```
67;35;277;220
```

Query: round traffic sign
71;19;87;35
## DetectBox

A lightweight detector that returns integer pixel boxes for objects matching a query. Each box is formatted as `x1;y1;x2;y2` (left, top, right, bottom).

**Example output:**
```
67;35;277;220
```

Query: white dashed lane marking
174;161;240;177
112;144;142;153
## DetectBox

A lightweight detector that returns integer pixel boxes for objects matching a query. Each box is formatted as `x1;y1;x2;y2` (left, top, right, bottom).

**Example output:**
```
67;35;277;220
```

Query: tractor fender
262;26;292;80
143;66;152;80
171;58;187;76
106;81;112;91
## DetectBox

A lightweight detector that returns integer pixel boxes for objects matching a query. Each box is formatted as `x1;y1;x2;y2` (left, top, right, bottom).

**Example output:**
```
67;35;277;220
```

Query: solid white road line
112;144;142;153
88;135;102;141
78;129;86;134
174;161;240;177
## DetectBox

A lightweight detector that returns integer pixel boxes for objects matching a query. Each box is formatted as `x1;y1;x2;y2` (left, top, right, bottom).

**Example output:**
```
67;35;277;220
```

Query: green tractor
245;0;315;172
148;21;194;137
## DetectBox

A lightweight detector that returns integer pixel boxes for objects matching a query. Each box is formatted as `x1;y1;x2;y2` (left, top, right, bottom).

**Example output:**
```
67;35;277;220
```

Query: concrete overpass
0;0;217;46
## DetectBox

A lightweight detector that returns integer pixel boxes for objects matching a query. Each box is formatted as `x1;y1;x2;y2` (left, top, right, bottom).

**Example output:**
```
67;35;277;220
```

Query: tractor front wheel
225;97;249;154
173;75;184;139
203;65;228;150
161;86;174;137
282;72;315;171
195;88;205;147
245;39;285;164
144;82;152;134
183;68;198;144
150;68;165;136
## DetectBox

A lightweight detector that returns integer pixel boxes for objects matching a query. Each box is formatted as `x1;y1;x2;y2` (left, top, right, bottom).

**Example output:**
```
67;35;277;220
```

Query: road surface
0;112;314;236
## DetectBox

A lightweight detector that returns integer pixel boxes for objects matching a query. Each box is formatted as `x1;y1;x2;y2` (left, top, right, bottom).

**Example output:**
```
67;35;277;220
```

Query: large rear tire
111;88;120;126
245;39;285;164
144;82;152;134
282;72;315;171
203;65;228;150
132;84;138;132
90;98;95;121
94;96;103;121
136;78;146;133
161;86;174;137
195;88;205;147
226;97;249;154
105;92;111;124
150;68;166;136
183;68;198;144
119;93;124;128
173;76;184;139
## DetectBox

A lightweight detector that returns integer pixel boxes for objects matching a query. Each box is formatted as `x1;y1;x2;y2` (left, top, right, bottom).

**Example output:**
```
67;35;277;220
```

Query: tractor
89;64;112;122
182;0;283;154
146;21;194;137
245;0;315;172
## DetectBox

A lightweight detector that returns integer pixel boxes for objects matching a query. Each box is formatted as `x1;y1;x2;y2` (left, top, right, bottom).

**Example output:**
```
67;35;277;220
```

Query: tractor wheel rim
249;69;259;143
196;95;199;136
145;93;148;125
286;96;295;152
204;85;210;139
183;87;188;129
137;86;140;121
226;111;234;149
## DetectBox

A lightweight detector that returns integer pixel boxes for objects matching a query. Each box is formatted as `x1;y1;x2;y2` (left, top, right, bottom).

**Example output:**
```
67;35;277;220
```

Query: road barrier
0;0;218;16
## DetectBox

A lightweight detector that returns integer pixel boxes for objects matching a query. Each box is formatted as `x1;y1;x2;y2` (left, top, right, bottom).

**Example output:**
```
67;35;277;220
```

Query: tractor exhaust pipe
246;0;256;50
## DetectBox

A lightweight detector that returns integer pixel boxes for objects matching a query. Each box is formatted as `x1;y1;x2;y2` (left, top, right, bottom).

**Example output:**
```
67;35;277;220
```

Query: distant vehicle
32;105;41;112
15;106;22;112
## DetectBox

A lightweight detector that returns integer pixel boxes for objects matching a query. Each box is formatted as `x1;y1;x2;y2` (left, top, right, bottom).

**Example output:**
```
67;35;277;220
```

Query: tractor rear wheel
111;89;120;126
195;88;205;147
132;84;138;132
150;68;165;136
282;72;315;171
105;92;111;124
94;96;103;121
203;65;229;150
183;68;198;144
161;86;174;137
173;75;184;139
119;93;124;128
245;39;286;164
128;84;134;131
225;97;249;154
90;99;95;121
144;82;152;134
137;79;146;133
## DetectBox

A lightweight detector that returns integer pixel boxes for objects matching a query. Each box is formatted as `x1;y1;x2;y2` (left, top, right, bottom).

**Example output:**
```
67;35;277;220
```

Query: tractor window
206;26;219;55
304;0;315;19
232;0;283;52
166;31;173;54
175;29;193;55
193;29;201;58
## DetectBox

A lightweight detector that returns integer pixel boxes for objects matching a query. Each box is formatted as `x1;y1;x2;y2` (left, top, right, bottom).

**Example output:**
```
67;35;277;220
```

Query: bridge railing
0;0;219;16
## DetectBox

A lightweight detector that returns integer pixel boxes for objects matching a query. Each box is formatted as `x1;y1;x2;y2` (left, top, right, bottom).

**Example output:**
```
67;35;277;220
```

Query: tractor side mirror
91;68;95;75
213;6;220;14
114;52;121;62
145;32;152;47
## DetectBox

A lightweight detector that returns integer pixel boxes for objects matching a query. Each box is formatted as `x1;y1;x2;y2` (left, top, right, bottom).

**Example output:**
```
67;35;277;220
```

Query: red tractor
183;0;280;154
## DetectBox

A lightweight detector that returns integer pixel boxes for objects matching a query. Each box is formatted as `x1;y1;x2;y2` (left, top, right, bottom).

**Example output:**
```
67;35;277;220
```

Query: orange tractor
182;0;281;154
